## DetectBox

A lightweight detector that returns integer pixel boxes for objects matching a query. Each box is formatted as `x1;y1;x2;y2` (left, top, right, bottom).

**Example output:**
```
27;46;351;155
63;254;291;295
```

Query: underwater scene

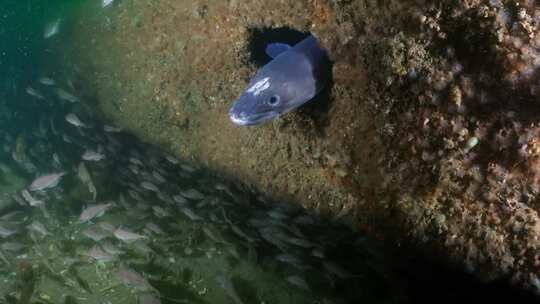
3;0;540;303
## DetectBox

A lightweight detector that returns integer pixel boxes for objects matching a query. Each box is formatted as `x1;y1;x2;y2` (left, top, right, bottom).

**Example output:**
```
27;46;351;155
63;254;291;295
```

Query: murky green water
0;2;408;304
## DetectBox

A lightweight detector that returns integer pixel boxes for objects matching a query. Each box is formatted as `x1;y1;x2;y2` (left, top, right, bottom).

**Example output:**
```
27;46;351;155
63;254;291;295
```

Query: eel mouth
229;110;278;126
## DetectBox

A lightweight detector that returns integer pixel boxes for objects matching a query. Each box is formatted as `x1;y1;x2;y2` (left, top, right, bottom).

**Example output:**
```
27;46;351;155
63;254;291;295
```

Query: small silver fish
156;191;174;204
151;170;166;183
135;201;150;211
128;164;140;175
322;261;360;279
27;220;49;236
180;164;196;172
229;35;330;125
1;241;25;252
286;275;310;290
0;211;24;221
113;227;146;243
104;124;122;133
52;153;61;167
284;235;317;248
140;181;159;192
85;245;113;262
117;267;153;291
173;194;187;205
0;224;17;238
180;207;202;221
151;206;170;218
11;193;27;207
82;150;105;161
230;224;256;243
165;155;179;164
29;172;66;191
65;113;87;127
43;19;61;38
62;134;73;143
180;189;204;200
38;77;55;86
311;247;325;259
133;242;154;255
276;254;309;269
26;86;44;99
129;157;143;166
99;221;116;232
82;226;109;241
21;189;44;207
101;240;124;255
128;189;142;201
145;222;163;234
79;203;112;223
78;162;97;200
56;88;80;103
202;227;222;244
102;0;114;8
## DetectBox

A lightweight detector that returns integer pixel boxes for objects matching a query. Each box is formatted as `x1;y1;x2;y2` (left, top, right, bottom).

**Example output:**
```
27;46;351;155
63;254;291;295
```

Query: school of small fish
2;75;378;301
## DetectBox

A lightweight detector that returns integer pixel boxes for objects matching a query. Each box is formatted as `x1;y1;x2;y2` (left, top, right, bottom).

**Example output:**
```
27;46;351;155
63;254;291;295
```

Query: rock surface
66;0;540;293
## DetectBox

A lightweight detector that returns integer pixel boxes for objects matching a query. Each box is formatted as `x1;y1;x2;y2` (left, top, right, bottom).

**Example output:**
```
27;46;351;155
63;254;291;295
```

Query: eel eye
268;95;280;106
